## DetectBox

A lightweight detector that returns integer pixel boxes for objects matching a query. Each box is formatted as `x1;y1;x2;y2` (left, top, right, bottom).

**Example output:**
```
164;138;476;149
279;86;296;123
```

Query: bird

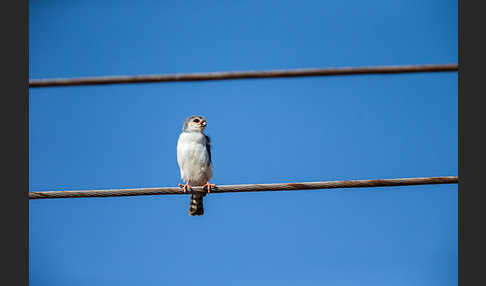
177;115;215;216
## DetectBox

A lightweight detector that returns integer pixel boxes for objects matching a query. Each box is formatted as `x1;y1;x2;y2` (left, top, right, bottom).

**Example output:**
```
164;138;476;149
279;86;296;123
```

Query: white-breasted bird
177;115;215;216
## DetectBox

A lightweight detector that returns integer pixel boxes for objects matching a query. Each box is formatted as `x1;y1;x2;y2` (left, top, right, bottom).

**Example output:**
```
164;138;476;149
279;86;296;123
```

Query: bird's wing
176;134;185;170
204;134;212;166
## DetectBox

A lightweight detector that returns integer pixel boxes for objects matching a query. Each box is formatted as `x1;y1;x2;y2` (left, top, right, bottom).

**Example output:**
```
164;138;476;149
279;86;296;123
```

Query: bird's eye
193;119;200;123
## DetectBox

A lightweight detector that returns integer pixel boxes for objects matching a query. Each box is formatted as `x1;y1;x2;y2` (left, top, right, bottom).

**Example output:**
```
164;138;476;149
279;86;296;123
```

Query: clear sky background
29;1;457;285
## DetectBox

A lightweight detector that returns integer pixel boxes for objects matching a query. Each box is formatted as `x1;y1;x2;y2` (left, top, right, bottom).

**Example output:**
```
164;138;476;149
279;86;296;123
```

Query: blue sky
29;1;457;285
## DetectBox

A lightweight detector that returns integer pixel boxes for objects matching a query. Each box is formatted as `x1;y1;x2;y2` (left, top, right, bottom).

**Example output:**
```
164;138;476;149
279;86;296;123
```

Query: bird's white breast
177;131;212;185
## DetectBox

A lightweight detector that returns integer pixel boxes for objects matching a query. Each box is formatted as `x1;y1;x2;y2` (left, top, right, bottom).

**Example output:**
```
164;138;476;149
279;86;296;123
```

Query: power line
29;64;458;88
29;176;458;199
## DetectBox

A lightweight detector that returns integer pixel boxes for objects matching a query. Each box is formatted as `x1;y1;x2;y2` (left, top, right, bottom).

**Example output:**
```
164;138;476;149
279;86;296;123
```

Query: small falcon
177;115;215;216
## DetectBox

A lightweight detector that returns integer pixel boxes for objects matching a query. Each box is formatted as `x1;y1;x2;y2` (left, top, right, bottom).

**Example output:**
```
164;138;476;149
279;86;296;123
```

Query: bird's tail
189;193;205;216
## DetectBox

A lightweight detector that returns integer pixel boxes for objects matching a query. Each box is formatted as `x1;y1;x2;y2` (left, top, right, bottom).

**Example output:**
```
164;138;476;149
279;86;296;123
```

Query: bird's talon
203;182;216;194
179;183;191;193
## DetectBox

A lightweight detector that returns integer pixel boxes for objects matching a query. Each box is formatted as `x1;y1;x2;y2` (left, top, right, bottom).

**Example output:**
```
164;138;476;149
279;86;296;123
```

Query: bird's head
183;115;207;132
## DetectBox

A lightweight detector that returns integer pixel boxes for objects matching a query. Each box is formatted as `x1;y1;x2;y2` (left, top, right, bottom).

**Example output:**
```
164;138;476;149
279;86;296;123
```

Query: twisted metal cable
29;64;458;88
29;176;458;199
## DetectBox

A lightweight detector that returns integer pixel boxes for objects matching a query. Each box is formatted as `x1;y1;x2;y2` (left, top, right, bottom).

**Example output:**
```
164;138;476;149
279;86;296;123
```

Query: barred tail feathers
189;193;205;216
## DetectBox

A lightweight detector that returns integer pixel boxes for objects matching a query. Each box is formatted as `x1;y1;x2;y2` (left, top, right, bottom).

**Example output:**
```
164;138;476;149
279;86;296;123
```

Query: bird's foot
202;181;216;194
178;182;192;193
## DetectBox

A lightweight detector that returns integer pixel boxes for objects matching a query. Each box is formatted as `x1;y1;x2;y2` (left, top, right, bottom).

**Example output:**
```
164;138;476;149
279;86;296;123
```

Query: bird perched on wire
177;115;215;216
